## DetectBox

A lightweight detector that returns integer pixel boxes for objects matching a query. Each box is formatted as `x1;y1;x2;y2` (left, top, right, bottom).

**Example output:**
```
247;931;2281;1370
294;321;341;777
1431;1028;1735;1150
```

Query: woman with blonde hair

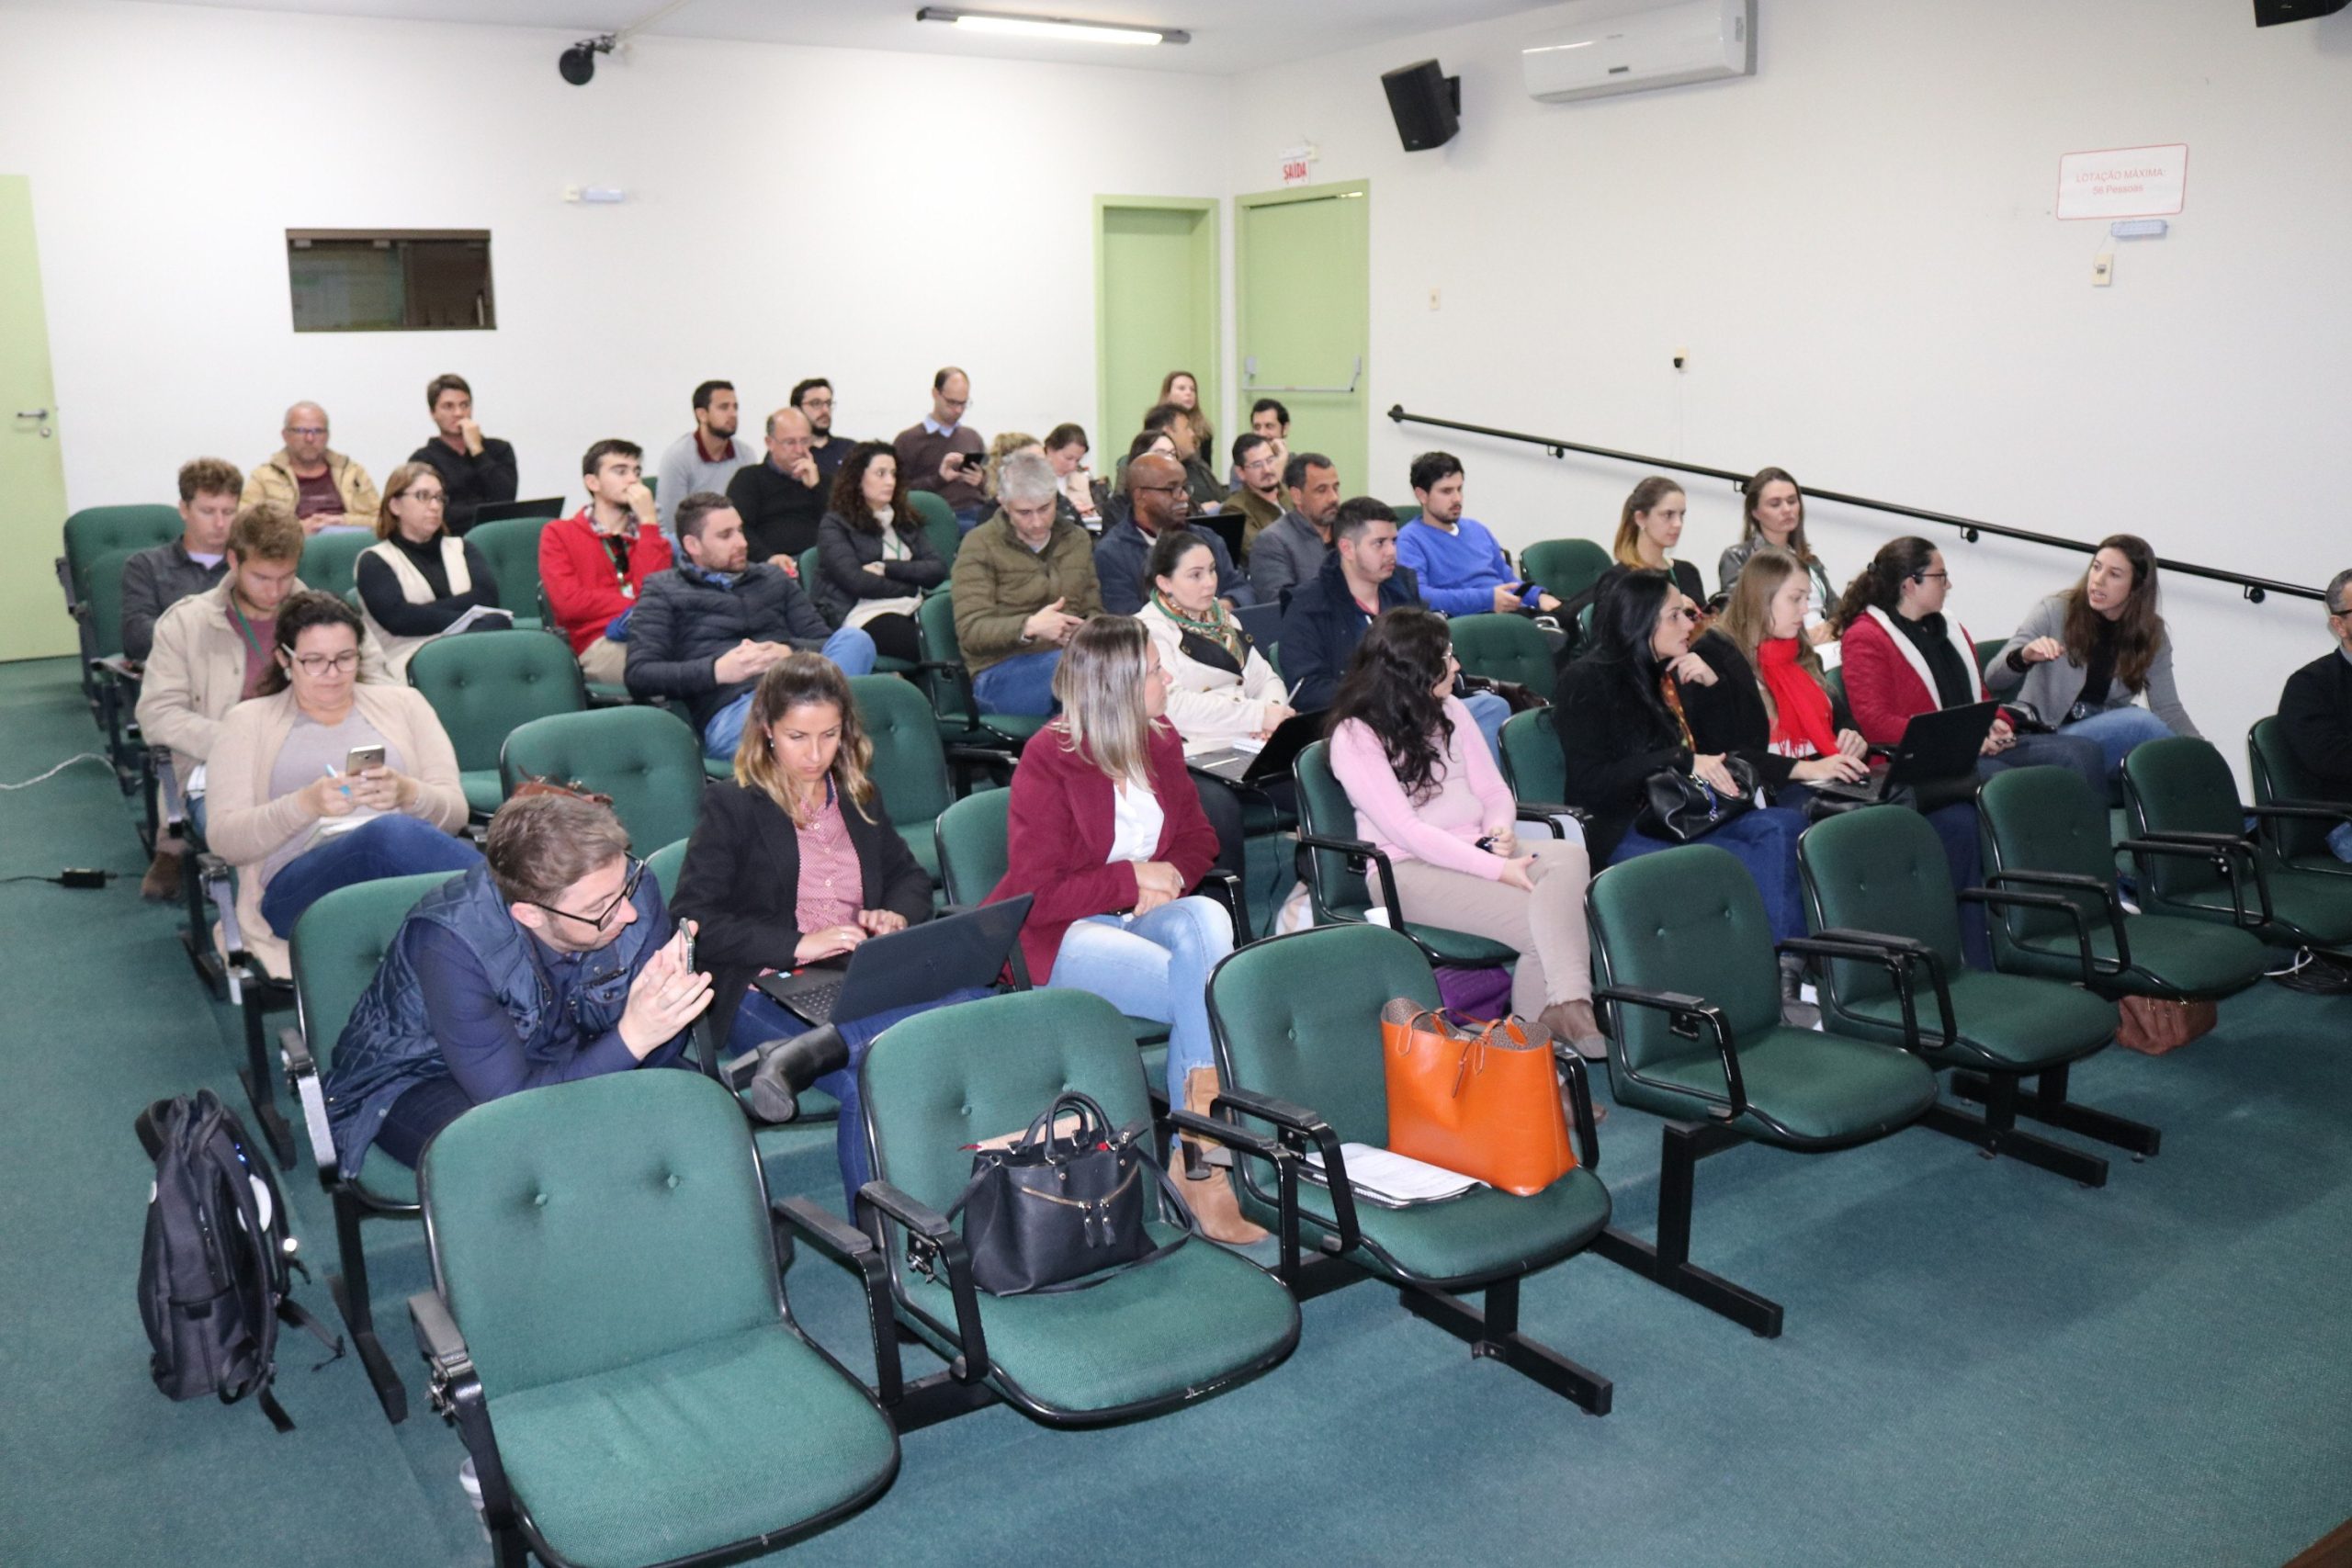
353;460;503;678
672;653;945;1201
1586;476;1706;616
987;615;1259;1243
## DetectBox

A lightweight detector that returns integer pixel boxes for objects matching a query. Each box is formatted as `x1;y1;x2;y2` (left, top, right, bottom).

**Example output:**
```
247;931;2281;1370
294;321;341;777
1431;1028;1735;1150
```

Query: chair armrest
1162;1105;1287;1165
852;1179;989;1385
279;1024;341;1178
772;1197;904;1405
1548;1046;1603;1170
1208;1085;1361;1259
1983;868;2130;963
409;1288;471;1381
1515;801;1589;826
1193;869;1244;929
1786;930;1957;1056
92;654;141;683
1592;985;1748;1122
942;745;1017;783
1292;829;1408;934
2248;802;2352;877
409;1291;517;1528
1967;886;2120;985
2120;833;2275;928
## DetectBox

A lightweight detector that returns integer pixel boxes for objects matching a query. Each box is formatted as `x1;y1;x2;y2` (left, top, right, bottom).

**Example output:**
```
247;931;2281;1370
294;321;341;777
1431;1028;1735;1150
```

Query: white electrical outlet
2091;255;2113;288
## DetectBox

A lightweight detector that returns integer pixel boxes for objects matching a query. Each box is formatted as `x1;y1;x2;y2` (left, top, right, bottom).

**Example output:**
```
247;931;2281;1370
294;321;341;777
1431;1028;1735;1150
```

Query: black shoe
739;1024;849;1124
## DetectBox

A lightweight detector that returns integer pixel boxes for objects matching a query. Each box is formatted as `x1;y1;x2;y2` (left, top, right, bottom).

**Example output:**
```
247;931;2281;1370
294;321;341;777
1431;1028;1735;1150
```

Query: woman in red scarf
1686;547;1990;967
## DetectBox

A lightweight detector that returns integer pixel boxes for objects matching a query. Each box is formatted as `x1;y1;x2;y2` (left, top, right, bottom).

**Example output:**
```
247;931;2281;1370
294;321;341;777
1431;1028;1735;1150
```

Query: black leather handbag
947;1091;1193;1296
1637;756;1762;841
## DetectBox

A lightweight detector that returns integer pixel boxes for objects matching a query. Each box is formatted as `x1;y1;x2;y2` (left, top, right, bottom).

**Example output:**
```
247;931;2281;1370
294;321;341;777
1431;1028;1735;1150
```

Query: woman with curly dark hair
811;440;947;664
1327;607;1602;1056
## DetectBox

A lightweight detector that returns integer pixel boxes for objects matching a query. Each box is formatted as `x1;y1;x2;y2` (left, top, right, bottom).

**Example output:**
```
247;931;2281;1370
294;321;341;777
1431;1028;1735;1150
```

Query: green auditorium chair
1978;765;2268;1002
1800;804;2148;1187
645;836;689;903
407;631;587;822
464;514;554;631
499;706;707;854
1293;739;1522;974
280;872;466;1422
1975;638;2007;682
61;502;180;707
1204;922;1614;1411
914;587;1049;763
409;1070;900;1567
297;528;371;604
1584;843;1940;1337
78;545;145;784
1520;537;1614;610
1393;502;1421;525
1448;612;1555;694
1497;707;1581;821
909;489;961;569
2123;738;2352;957
853;672;1005;891
853;987;1299;1427
2247;717;2352;882
533;583;631;709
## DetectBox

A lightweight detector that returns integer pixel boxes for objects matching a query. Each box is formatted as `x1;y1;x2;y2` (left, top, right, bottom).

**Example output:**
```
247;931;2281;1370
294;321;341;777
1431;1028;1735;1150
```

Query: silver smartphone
344;743;386;773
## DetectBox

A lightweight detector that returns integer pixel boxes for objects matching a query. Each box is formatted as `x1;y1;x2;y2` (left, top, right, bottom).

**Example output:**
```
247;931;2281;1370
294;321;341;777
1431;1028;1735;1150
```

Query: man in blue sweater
1396;451;1562;620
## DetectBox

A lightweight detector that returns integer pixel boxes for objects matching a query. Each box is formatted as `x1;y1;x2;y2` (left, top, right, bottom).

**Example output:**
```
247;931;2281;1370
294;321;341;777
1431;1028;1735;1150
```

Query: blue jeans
1612;805;1809;943
2329;820;2352;862
729;983;994;1213
2058;705;2176;785
1978;730;2108;803
702;629;876;758
972;649;1062;717
1462;690;1510;766
1046;897;1234;1103
258;813;483;936
954;506;985;534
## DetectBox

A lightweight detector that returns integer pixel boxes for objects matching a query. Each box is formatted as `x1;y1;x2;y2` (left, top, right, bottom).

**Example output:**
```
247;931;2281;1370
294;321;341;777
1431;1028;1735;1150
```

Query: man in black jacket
2279;567;2352;863
625;491;876;758
1092;452;1253;617
408;374;517;534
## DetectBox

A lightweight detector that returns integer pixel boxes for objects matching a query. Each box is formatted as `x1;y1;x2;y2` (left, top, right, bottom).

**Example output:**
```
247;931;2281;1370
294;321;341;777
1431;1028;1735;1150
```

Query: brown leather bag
2115;996;2216;1055
1380;999;1576;1197
510;775;614;808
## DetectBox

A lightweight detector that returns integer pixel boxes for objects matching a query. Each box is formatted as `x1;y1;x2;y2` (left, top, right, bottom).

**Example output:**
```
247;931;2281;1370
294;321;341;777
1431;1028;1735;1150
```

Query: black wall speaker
2254;0;2346;22
1382;60;1461;152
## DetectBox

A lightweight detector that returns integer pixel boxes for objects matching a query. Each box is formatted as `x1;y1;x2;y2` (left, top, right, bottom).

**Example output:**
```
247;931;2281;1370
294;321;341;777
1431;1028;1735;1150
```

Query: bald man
724;405;827;570
1092;451;1253;618
242;400;379;536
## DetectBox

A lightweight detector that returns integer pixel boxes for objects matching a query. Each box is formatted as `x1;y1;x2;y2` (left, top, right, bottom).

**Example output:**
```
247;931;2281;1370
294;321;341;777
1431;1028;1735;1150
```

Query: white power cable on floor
0;752;110;790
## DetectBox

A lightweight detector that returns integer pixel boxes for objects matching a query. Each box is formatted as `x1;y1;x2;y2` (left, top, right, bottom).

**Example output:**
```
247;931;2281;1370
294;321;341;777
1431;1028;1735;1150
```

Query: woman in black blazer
671;653;940;1204
809;441;947;663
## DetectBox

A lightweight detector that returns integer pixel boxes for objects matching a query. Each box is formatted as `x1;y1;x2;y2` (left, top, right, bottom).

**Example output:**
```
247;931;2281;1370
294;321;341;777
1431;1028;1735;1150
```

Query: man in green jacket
949;451;1101;716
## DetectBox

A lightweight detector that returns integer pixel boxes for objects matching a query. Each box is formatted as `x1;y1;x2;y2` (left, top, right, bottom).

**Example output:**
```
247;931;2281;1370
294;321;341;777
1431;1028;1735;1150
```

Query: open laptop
1186;707;1324;786
750;894;1032;1028
1807;700;2000;806
1187;508;1246;563
469;496;566;526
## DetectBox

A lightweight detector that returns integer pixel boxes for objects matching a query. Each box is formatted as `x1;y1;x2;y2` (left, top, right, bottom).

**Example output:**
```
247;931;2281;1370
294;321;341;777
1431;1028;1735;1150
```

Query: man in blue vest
321;793;712;1173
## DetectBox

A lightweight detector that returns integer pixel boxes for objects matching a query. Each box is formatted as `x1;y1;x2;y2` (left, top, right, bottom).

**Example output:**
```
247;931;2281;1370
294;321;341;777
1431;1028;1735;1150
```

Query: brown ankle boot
140;849;184;901
1180;1066;1269;1246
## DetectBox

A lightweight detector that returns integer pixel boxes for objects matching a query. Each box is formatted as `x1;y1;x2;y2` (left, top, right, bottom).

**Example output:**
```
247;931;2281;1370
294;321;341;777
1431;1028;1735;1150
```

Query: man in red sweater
540;439;673;683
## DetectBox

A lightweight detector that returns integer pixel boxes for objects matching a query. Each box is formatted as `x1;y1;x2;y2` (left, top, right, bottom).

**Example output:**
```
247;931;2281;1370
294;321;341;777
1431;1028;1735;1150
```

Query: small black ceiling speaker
560;36;613;85
2254;0;2347;22
1382;59;1461;152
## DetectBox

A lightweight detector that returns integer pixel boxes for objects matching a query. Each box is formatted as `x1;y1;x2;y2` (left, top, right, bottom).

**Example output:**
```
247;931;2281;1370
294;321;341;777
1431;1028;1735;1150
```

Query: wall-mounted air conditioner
1521;0;1756;103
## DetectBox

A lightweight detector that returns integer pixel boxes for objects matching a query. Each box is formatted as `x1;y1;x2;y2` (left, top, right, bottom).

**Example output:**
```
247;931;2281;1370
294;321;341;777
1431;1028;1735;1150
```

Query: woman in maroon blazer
987;615;1260;1242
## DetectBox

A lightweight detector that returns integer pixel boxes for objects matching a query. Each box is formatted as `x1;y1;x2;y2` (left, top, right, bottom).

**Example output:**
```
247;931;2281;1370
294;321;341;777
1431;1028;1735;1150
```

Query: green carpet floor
2;654;2347;1568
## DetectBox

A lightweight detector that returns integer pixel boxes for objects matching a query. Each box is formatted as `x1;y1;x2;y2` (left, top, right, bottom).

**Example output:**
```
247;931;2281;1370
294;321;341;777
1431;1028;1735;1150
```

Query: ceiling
136;0;1558;75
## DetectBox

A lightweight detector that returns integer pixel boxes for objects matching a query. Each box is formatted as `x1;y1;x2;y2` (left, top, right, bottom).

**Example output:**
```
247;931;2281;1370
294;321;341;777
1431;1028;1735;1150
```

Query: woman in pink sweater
1327;608;1603;1057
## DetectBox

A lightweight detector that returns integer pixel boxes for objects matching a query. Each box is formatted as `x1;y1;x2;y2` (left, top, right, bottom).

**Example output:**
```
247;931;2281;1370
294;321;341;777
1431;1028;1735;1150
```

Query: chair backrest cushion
406;631;586;773
500;706;707;852
2249;716;2329;863
1587;844;1781;1070
84;547;141;660
933;788;1010;907
290;873;460;1078
908;491;960;569
646;837;690;903
1976;765;2115;953
2122;738;2238;902
297;530;371;603
1520;538;1612;604
853;673;951;831
1448;613;1553;693
1798;805;1963;1005
1206;924;1437;1148
423;1071;777;1395
65;504;182;599
1294;741;1372;922
861;989;1148;1217
466;516;551;616
1498;708;1565;803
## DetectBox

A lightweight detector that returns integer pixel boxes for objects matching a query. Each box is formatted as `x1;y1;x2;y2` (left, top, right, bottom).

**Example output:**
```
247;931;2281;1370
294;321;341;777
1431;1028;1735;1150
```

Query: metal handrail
1387;404;2324;605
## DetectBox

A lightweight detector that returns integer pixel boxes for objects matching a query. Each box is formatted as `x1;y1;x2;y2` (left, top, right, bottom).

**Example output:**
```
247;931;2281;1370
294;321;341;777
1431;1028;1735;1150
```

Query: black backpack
135;1090;342;1430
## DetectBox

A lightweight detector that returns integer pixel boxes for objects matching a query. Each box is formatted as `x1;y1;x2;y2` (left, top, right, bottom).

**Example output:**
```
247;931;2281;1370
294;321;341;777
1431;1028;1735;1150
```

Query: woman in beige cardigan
206;592;479;977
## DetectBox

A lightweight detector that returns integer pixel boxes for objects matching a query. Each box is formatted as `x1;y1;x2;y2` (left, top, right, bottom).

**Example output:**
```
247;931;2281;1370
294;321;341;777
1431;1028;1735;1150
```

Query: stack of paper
1302;1144;1484;1207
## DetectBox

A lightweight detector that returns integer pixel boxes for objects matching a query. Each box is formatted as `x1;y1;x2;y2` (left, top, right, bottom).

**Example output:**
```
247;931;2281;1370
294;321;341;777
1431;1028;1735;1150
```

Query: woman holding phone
204;591;478;977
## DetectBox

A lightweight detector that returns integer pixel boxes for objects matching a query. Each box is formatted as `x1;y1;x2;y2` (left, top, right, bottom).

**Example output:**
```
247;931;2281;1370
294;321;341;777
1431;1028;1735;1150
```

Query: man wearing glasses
894;366;987;528
320;792;714;1175
1092;451;1254;619
242;400;379;536
793;378;851;488
2278;569;2352;864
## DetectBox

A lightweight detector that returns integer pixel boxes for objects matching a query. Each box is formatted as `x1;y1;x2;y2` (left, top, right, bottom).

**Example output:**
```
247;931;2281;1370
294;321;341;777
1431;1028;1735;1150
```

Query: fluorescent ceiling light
914;7;1189;46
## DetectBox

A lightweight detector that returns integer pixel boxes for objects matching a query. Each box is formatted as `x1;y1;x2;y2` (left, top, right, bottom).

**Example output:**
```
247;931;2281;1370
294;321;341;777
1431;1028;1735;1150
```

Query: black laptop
1186;708;1325;786
751;895;1031;1027
1188;507;1246;563
469;497;566;526
1808;701;2000;806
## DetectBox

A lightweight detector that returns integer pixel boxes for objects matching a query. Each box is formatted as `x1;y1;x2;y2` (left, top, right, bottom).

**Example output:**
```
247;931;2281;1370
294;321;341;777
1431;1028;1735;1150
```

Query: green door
1237;180;1371;500
0;176;74;660
1094;197;1219;468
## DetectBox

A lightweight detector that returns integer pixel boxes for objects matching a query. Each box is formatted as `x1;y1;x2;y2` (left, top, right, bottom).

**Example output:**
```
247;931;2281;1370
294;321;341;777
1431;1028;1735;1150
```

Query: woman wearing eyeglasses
204;591;480;979
354;461;503;679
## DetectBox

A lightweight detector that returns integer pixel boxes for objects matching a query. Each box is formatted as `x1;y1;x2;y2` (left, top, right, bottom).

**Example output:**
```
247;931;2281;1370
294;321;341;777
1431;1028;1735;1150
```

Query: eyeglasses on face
285;426;328;438
402;491;447;506
1915;570;1951;584
289;650;362;675
1134;481;1186;496
526;855;645;931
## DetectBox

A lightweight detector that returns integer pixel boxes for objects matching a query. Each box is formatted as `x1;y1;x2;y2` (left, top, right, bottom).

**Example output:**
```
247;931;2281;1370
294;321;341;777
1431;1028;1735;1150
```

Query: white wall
0;0;1232;513
1230;0;2352;773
